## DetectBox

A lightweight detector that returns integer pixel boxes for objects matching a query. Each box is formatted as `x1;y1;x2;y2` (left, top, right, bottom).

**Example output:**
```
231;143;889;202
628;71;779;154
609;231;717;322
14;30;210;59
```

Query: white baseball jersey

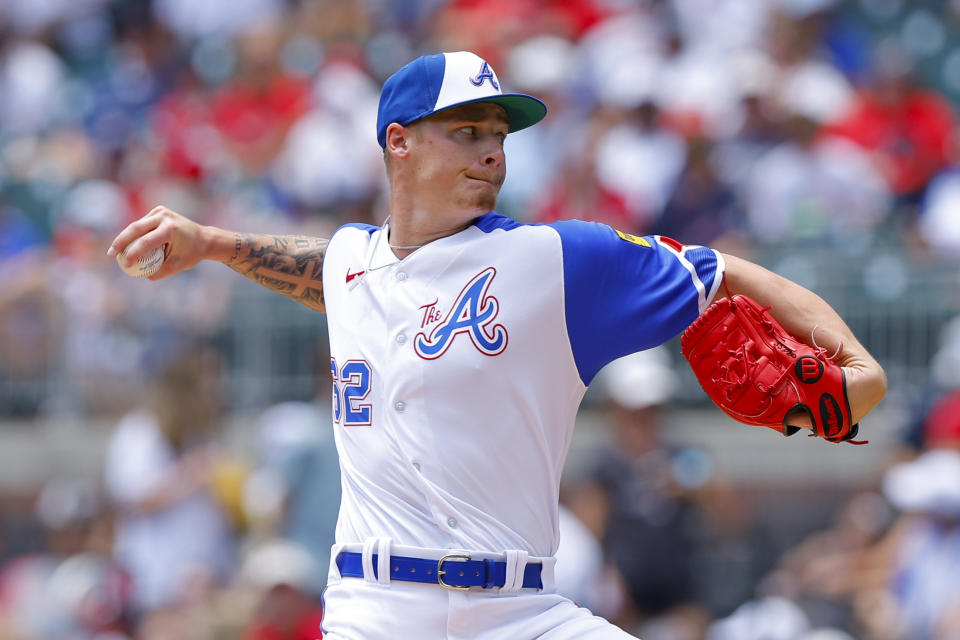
322;213;724;558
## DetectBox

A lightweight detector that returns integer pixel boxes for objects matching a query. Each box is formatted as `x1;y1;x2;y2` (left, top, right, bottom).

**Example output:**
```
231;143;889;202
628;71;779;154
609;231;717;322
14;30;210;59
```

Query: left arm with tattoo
225;233;328;312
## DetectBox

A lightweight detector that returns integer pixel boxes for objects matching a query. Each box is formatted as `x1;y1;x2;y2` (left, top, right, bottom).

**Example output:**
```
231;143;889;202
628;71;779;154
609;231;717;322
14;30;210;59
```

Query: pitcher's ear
385;123;411;159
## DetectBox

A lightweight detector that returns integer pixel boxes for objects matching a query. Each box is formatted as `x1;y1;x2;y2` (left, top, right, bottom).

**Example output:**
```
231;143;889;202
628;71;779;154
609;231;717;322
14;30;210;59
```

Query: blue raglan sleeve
552;220;725;386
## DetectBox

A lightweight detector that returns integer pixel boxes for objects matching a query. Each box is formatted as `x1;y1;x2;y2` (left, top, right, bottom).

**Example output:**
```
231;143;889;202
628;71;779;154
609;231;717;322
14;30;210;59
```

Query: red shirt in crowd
826;86;958;196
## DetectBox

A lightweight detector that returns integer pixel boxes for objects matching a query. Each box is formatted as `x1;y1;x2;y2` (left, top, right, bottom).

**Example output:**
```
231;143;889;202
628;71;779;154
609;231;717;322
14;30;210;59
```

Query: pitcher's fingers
784;407;814;432
106;207;166;258
147;247;183;281
147;257;181;281
116;226;170;268
147;258;175;281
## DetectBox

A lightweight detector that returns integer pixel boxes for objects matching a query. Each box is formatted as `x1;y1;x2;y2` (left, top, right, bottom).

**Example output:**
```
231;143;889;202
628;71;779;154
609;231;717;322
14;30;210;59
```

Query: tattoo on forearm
233;233;242;262
227;234;329;311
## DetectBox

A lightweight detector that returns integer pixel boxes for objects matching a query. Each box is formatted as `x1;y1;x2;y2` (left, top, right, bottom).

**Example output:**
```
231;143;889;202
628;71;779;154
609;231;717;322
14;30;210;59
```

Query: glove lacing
810;324;843;361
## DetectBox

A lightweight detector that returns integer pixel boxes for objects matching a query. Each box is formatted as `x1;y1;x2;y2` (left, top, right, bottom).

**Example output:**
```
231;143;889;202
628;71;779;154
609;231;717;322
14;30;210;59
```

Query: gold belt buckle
436;553;471;590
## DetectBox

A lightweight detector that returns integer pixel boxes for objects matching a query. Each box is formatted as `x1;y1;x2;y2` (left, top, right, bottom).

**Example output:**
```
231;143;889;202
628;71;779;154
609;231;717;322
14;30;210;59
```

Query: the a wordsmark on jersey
614;229;651;247
414;267;507;359
469;60;499;90
419;298;443;328
346;269;365;283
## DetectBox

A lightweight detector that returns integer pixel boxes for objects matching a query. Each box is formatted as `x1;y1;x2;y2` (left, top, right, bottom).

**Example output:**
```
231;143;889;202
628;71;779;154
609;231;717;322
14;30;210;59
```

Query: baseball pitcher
108;51;887;639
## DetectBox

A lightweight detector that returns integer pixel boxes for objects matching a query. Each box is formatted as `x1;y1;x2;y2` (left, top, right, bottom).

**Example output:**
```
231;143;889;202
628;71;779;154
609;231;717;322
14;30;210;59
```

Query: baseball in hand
117;245;165;278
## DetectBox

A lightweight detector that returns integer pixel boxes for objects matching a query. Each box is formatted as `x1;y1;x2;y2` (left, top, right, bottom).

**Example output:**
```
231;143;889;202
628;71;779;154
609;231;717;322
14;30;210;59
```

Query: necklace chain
385;216;427;250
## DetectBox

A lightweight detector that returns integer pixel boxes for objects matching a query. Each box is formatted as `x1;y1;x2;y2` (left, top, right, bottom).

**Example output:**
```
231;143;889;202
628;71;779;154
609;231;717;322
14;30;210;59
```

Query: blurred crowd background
3;0;960;638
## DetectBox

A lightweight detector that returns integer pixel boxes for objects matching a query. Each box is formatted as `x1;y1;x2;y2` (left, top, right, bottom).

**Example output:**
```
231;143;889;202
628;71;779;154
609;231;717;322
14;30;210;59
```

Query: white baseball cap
600;346;677;410
883;449;960;518
241;538;319;592
376;51;547;148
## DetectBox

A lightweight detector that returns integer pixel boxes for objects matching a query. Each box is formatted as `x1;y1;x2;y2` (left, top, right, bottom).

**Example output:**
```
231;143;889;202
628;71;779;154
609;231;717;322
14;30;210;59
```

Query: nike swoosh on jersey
346;269;365;283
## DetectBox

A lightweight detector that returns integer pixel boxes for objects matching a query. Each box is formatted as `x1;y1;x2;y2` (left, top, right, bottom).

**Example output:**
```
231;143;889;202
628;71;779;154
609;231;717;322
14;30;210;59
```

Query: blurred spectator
208;22;311;178
708;595;812;640
0;242;61;418
531;110;634;230
152;0;282;41
593;100;687;230
553;502;619;617
578;5;663;112
775;491;894;632
0;38;67;136
850;391;960;639
659;136;747;248
712;51;780;168
270;57;383;221
688;476;782;622
42;552;131;638
104;347;238;620
429;0;605;66
34;477;109;560
764;7;855;127
579;7;687;228
239;538;325;640
244;396;340;587
826;44;958;206
916;168;960;258
652;12;743;140
0;0;112;36
708;592;858;640
929;314;960;392
0;477;129;639
670;0;769;53
0;554;64;638
49;179;171;418
720;9;885;246
572;347;713;638
742;113;890;245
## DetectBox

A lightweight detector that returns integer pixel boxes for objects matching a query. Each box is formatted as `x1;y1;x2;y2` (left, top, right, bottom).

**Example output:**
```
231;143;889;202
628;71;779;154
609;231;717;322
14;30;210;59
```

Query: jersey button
396;271;408;281
396;333;407;345
412;462;421;472
447;517;458;529
394;401;406;413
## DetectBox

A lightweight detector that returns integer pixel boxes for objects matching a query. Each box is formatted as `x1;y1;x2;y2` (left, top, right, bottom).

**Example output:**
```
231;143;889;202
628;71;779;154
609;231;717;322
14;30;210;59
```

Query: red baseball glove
680;293;864;444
